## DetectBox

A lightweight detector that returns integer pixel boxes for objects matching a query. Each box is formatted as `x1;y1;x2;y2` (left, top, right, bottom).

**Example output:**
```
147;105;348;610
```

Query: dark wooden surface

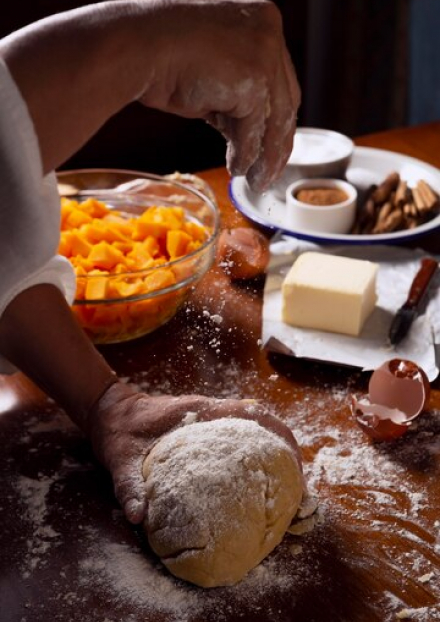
1;123;440;622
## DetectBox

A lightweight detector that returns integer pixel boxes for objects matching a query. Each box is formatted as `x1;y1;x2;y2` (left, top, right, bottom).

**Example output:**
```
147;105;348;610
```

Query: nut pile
351;172;439;234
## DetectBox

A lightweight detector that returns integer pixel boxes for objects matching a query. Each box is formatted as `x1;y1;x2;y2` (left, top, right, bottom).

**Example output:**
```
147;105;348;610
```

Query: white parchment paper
262;236;440;381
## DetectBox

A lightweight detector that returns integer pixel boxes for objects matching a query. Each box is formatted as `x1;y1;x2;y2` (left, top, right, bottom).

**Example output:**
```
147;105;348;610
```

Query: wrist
86;380;141;466
78;372;120;437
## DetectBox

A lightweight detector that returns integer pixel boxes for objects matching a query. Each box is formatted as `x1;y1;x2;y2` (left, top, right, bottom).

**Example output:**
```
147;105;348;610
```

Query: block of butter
281;252;379;336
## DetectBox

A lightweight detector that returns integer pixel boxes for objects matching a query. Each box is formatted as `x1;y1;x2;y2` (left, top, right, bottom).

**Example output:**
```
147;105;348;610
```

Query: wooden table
1;123;440;622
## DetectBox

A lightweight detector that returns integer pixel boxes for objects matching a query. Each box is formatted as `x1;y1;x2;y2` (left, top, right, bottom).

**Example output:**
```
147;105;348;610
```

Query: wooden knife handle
406;257;438;308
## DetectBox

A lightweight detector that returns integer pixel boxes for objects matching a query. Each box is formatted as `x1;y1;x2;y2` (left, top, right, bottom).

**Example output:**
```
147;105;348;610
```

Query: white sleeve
0;58;76;374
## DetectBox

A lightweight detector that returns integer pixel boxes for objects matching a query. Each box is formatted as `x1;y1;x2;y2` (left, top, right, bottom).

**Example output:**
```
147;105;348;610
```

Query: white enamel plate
229;146;440;245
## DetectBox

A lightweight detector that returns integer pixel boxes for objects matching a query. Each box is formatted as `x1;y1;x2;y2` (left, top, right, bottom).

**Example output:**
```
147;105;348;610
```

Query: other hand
137;0;301;192
88;381;303;524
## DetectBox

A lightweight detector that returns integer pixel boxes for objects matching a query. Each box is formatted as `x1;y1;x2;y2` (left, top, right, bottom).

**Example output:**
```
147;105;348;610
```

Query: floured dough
142;418;303;588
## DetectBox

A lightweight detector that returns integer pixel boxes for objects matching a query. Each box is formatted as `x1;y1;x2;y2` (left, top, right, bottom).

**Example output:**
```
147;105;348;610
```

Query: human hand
88;381;303;524
137;0;301;192
1;0;299;189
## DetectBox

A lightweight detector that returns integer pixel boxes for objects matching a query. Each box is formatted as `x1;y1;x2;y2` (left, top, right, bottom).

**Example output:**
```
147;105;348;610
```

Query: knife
388;257;439;346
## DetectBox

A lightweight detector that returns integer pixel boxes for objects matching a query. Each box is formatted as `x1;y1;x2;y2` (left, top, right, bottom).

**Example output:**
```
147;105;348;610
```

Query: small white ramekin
272;127;354;199
285;178;358;234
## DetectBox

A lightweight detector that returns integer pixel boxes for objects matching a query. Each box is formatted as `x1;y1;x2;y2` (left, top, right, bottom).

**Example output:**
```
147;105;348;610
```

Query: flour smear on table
6;306;440;622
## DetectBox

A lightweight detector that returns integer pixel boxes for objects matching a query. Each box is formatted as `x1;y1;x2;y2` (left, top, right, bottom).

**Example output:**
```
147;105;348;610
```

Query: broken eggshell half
351;359;430;441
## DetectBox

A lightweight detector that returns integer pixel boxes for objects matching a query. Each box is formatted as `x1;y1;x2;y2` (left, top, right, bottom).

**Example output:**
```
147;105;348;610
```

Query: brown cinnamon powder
296;187;348;206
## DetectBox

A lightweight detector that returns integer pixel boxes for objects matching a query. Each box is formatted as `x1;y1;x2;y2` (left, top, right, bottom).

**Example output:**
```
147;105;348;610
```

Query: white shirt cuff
0;255;76;374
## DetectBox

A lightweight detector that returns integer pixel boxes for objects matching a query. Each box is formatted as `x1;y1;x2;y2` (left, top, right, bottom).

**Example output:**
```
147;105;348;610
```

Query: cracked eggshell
351;359;430;441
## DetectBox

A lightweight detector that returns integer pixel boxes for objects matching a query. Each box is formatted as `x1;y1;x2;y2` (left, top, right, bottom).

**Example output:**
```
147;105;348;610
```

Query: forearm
0;283;117;433
0;1;163;174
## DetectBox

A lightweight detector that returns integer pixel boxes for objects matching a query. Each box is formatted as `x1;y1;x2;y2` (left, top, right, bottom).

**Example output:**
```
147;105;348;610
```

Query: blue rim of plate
228;146;440;245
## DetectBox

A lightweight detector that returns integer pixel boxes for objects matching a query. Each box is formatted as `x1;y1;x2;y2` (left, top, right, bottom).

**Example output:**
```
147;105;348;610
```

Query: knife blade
388;257;439;346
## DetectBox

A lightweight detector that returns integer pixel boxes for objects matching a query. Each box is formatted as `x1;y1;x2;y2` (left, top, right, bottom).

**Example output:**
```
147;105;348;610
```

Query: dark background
0;0;437;175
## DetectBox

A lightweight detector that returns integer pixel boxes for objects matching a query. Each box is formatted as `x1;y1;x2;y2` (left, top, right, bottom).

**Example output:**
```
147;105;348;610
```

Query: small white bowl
285;178;358;234
272;127;354;198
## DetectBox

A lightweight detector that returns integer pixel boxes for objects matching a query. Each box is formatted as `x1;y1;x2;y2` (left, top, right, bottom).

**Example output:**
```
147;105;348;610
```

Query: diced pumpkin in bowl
108;278;144;299
98;222;131;243
134;220;169;241
65;208;93;229
143;268;177;293
84;272;109;300
126;242;156;269
77;198;109;218
167;229;193;258
88;305;125;334
183;221;208;242
70;232;93;258
113;241;136;255
88;241;125;271
59;231;73;257
143;236;160;258
58;182;217;344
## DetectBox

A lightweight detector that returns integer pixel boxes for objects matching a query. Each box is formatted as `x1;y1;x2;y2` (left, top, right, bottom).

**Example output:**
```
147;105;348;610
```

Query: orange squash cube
166;229;192;258
70;232;92;258
88;241;124;271
79;198;110;219
85;273;109;300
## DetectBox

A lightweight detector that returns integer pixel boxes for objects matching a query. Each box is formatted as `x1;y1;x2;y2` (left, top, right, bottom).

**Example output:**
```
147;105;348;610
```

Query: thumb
113;461;148;525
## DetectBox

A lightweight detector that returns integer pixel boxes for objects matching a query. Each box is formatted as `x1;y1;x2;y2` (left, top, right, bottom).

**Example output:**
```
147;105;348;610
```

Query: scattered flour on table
79;538;201;620
11;393;315;622
15;474;61;574
386;591;440;621
77;534;304;622
10;355;440;621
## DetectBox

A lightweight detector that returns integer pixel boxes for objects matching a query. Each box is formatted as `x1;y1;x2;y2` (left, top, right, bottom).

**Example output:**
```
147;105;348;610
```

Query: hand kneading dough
142;418;303;588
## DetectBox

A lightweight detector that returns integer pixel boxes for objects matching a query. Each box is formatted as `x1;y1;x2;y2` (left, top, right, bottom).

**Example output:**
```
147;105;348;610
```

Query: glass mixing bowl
57;169;219;344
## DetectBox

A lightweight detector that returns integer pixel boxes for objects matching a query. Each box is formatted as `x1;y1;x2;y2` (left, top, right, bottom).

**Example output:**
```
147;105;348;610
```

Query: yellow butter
281;252;378;336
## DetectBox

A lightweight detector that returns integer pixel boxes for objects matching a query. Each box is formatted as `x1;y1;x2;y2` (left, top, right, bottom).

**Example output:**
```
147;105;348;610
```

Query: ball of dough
142;418;303;588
